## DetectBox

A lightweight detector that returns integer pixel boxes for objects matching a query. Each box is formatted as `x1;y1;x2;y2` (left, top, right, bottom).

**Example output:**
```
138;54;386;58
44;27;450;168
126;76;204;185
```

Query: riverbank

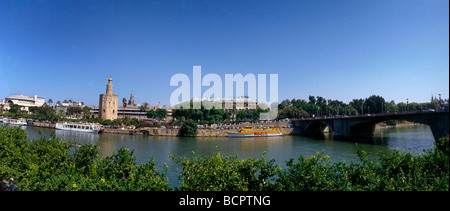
376;121;422;128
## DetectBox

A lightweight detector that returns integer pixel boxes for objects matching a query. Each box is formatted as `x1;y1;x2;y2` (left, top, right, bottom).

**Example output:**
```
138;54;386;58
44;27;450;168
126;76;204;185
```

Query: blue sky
0;0;448;107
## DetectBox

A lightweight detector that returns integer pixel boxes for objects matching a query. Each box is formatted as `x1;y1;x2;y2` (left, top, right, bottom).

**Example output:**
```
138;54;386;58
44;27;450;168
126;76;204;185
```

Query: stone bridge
293;111;449;141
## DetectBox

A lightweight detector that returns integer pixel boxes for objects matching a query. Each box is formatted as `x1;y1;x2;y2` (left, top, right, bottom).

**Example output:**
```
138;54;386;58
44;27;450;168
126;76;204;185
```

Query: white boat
55;122;103;133
3;118;27;125
228;126;282;137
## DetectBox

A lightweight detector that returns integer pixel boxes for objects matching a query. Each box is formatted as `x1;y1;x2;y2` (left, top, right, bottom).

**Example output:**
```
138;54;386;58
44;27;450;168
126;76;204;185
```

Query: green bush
276;141;449;191
1;126;448;191
276;152;348;191
179;120;197;137
170;151;279;191
0;126;170;191
436;136;449;156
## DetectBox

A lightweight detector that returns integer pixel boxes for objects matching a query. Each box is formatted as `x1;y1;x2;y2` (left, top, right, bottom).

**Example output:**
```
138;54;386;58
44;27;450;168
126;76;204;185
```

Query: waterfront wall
123;127;295;137
25;121;295;137
30;122;55;128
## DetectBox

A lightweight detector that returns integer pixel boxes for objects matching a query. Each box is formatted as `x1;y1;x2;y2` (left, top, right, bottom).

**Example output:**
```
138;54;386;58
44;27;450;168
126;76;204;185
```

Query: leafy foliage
170;151;279;191
0;126;169;191
1;126;448;191
276;142;449;191
179;120;198;137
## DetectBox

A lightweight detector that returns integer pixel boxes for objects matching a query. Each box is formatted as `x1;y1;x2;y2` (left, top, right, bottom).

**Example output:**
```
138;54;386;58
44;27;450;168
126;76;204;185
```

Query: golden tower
99;77;119;120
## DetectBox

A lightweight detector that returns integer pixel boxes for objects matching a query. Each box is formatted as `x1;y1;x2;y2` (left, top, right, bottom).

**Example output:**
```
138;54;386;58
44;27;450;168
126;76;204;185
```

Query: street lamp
439;94;442;111
406;98;409;112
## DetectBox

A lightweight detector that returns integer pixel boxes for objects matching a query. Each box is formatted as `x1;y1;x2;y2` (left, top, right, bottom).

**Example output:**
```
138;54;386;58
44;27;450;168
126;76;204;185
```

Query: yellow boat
227;126;282;137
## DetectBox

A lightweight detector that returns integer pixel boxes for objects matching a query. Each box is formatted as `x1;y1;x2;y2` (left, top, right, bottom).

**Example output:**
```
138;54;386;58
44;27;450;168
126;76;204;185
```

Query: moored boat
228;126;282;137
55;122;103;133
3;118;27;125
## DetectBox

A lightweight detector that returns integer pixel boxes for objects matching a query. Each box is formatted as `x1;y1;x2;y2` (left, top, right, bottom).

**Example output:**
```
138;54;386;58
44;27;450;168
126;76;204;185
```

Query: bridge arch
303;121;330;136
348;116;434;138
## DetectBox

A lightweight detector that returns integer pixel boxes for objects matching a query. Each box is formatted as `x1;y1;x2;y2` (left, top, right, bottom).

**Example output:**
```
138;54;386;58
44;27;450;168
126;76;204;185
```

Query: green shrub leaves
1;126;448;191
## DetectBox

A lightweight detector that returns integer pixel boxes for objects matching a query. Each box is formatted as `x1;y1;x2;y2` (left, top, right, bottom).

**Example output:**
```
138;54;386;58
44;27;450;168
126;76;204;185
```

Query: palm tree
48;99;53;107
122;98;127;108
140;102;150;111
143;102;149;110
82;106;91;119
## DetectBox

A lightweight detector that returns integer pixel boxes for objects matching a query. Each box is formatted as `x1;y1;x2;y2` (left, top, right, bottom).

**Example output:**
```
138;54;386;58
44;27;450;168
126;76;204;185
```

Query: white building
191;96;258;110
55;101;85;117
4;94;46;111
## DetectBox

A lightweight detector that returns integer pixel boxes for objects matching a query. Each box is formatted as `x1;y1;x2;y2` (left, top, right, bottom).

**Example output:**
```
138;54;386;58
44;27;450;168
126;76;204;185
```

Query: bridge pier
329;119;376;139
330;119;349;139
428;114;449;141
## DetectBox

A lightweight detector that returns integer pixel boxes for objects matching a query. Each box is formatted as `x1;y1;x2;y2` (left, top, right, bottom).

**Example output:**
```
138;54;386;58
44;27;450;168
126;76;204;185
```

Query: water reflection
54;129;99;144
373;124;434;152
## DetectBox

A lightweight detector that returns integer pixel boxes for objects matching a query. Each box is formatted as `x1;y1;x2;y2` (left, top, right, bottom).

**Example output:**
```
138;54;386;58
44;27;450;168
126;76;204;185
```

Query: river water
3;123;435;187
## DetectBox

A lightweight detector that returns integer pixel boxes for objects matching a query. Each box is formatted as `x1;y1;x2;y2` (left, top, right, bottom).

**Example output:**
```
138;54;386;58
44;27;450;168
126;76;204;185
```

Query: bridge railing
292;110;447;121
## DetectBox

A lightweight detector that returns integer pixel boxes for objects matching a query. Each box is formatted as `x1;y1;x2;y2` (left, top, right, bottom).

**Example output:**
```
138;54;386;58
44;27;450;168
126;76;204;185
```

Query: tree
364;95;385;114
344;105;358;115
155;108;168;119
123;116;131;126
179;120;198;137
277;106;308;119
122;98;127;108
140;102;150;111
316;96;327;107
236;110;248;121
112;119;122;126
397;102;407;112
146;110;156;119
308;96;316;104
385;101;398;113
350;99;365;114
48;99;53;107
8;104;20;114
131;118;140;126
66;106;83;116
278;99;292;110
102;119;113;125
83;106;91;119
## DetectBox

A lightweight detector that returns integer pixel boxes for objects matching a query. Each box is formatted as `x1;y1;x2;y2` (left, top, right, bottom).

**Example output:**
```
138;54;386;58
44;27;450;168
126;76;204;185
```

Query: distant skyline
1;0;448;107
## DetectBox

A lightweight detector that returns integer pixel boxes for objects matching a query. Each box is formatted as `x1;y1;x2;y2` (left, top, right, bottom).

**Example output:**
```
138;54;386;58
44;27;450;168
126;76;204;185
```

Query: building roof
6;94;45;100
